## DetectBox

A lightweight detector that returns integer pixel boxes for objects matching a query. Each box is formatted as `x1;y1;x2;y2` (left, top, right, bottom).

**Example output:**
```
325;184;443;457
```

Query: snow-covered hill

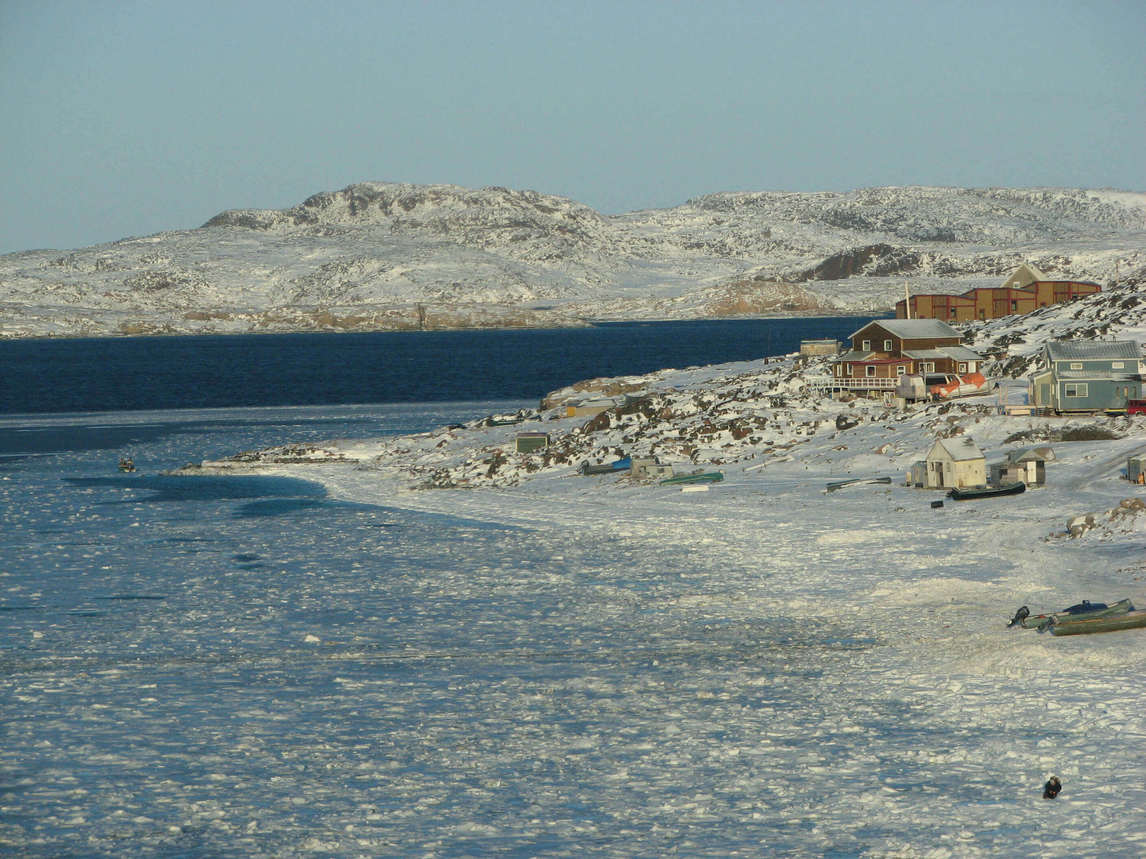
2;182;1144;338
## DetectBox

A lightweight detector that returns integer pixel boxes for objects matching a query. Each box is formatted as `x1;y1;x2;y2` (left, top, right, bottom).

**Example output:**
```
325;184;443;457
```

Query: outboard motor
1007;606;1030;628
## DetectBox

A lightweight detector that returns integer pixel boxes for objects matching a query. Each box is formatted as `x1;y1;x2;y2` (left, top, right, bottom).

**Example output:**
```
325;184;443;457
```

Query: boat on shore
1011;599;1134;630
1049;607;1146;636
660;470;724;486
579;456;632;475
947;481;1025;501
825;476;892;492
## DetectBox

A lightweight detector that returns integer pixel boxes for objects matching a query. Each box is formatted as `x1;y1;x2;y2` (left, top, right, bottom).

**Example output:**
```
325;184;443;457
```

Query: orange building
895;265;1100;321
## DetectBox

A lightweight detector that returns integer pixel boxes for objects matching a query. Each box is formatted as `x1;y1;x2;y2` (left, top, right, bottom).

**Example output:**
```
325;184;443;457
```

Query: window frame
1064;382;1089;398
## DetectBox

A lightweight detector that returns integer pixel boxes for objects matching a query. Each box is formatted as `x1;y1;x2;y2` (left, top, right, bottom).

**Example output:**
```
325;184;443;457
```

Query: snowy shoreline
241;385;1146;851
142;283;1146;850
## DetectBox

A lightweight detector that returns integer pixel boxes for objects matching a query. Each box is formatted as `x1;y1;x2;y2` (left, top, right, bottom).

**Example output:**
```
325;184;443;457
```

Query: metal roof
837;350;909;363
902;346;983;361
850;319;960;340
1046;341;1140;361
930;436;984;462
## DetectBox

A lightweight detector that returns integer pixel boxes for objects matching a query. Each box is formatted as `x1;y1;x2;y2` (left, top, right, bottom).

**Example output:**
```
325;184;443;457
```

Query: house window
883;339;893;351
865;365;877;377
921;362;934;373
896;366;907;376
1064;383;1089;398
958;362;967;373
1069;362;1083;370
1113;362;1125;369
846;364;853;376
861;339;871;351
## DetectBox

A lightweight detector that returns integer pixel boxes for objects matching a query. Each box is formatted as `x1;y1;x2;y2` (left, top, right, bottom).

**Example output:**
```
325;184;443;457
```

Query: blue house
1029;341;1142;413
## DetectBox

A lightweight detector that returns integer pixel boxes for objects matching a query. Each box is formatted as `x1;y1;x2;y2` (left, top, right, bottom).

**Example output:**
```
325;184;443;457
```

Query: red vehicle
1127;400;1146;416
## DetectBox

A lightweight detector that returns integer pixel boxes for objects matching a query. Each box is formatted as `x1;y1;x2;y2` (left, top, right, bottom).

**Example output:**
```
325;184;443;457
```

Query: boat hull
948;482;1025;500
660;471;723;486
826;476;892;491
1049;609;1146;636
1020;599;1135;629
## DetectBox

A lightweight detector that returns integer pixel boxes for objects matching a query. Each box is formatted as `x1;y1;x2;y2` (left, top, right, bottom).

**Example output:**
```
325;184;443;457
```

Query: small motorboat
579;456;632;475
660;470;724;486
118;457;136;473
947;481;1025;501
825;476;892;492
1009;599;1134;631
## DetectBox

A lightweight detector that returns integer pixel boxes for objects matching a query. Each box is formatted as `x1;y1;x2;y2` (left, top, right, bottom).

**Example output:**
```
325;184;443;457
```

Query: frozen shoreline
167;279;1146;850
255;397;1146;852
6;387;1146;854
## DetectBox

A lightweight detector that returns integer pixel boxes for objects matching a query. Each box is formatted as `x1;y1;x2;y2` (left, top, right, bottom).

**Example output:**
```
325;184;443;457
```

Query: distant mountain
2;182;1144;338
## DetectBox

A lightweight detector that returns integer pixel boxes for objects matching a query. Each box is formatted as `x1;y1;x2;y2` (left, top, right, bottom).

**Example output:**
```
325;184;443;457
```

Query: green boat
1049;608;1146;636
660;470;724;486
1012;599;1135;630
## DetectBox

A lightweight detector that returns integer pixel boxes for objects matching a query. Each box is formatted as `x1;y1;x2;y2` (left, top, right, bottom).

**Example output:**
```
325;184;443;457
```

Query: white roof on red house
849;319;959;340
902;346;983;361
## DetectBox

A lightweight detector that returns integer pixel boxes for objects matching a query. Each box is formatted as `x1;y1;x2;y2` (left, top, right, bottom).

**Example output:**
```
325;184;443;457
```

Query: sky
1;0;1143;254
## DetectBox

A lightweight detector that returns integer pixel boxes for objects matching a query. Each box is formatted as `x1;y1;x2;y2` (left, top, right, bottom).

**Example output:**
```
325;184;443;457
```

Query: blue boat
579;456;632;475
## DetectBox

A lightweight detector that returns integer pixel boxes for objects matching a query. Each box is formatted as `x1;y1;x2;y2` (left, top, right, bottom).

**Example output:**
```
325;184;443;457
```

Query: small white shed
922;437;986;489
990;447;1052;487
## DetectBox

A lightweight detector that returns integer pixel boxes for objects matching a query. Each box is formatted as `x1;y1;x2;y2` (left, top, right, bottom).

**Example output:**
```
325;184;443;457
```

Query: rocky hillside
194;275;1146;493
2;182;1143;338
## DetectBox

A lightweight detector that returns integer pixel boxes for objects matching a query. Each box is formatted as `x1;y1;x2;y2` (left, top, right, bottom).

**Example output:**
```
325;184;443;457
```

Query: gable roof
1003;263;1047;288
1045;341;1140;361
927;436;984;462
901;346;983;361
1005;446;1054;464
850;319;960;340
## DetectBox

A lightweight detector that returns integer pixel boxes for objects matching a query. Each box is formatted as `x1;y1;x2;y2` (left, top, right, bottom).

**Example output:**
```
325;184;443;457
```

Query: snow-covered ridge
2;182;1144;338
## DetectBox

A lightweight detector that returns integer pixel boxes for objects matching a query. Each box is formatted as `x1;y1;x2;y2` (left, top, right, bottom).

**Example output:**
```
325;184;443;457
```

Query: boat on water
118;457;136;473
579;456;632;475
1049;607;1146;636
1010;599;1134;630
947;481;1025;501
825;476;892;492
660;470;724;486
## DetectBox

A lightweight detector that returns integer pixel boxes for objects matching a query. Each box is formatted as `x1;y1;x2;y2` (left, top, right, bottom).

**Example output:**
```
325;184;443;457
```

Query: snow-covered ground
6;400;1146;856
166;294;1146;853
5;284;1146;854
209;388;1146;856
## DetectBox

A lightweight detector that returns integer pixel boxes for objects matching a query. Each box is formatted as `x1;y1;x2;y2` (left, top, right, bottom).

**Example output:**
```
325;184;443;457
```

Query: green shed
514;432;550;453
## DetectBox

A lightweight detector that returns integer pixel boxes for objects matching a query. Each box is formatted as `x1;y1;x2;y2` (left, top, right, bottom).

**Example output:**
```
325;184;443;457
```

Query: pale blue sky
1;0;1143;253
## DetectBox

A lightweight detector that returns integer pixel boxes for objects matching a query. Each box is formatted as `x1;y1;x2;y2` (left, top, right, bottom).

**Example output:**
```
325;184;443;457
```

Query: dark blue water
0;317;874;414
